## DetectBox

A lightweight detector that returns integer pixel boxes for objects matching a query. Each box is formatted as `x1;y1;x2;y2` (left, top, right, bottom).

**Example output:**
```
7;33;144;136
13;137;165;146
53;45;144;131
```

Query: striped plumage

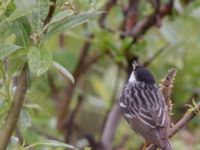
119;63;172;150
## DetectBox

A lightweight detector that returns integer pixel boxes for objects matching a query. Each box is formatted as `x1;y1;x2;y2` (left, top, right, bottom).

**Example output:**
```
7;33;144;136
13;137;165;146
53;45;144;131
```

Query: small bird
119;61;172;150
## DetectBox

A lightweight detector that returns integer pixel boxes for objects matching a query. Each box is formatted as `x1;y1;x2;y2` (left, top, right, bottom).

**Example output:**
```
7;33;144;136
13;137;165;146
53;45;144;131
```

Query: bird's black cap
132;62;155;84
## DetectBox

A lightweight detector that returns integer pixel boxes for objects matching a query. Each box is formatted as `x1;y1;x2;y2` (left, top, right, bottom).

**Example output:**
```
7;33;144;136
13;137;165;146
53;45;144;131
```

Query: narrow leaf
25;140;78;150
27;46;40;74
7;136;19;150
45;11;103;39
4;6;34;22
0;44;21;60
23;103;42;111
10;18;31;48
52;61;74;83
31;0;49;33
50;10;74;24
19;109;31;129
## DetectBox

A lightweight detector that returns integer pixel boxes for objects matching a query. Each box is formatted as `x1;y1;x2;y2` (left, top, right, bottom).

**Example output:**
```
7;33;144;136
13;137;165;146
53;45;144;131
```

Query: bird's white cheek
129;72;136;82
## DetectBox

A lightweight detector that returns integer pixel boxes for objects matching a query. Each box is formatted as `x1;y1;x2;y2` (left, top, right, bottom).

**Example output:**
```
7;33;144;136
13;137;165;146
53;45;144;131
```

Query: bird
119;61;172;150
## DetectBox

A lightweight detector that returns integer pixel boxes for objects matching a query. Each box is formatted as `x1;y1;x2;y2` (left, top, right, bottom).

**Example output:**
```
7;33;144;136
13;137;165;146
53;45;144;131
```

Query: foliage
0;0;200;150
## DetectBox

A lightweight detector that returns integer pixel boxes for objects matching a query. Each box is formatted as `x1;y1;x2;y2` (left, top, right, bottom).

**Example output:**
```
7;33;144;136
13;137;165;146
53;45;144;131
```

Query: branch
143;44;168;67
125;0;139;33
47;72;60;105
44;0;57;26
98;0;117;27
168;102;200;138
127;0;174;40
57;35;102;131
99;103;121;150
64;95;84;142
0;64;28;149
147;102;200;150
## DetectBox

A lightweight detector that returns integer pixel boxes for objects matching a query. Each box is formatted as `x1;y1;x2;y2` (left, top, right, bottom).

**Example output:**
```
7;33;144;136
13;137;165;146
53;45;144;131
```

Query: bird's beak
132;60;138;70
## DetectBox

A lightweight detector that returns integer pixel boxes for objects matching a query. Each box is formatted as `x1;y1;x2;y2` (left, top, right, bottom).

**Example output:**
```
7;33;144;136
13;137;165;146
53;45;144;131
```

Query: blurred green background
0;0;200;150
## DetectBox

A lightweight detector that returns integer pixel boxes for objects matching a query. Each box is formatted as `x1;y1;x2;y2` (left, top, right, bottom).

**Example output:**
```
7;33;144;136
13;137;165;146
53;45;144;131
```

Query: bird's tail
161;139;173;150
146;140;173;150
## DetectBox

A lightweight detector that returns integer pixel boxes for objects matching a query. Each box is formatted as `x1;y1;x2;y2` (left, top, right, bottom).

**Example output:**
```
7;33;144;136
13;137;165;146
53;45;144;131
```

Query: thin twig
44;0;57;26
98;0;117;27
143;44;168;67
64;95;84;142
0;64;28;150
169;102;200;138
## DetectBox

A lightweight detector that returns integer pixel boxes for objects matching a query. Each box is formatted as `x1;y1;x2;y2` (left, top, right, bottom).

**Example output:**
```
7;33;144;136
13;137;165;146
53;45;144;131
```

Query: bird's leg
141;142;146;150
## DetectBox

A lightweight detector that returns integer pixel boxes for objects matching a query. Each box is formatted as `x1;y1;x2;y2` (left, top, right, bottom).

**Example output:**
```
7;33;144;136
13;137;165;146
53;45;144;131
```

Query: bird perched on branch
119;61;172;150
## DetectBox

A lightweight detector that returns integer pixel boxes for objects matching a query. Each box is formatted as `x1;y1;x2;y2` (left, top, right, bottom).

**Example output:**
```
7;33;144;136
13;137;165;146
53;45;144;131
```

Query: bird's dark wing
119;82;168;134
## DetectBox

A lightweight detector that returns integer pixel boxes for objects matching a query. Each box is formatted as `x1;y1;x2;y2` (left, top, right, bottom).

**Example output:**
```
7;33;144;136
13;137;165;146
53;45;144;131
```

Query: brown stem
57;52;102;131
64;95;84;142
128;0;173;40
44;0;57;26
125;0;139;33
98;0;117;27
0;64;28;150
100;67;120;135
168;102;200;138
147;102;200;150
48;72;60;105
143;44;168;67
99;103;121;150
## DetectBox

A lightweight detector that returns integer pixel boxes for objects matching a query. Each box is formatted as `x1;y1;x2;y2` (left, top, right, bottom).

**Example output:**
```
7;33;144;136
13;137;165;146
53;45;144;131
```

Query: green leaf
18;109;31;140
28;46;52;76
31;0;49;34
6;136;19;150
2;6;33;24
45;11;102;39
52;61;74;83
0;44;21;60
23;103;42;111
27;46;40;74
19;109;31;130
37;49;52;76
50;10;75;24
10;18;31;48
24;140;78;150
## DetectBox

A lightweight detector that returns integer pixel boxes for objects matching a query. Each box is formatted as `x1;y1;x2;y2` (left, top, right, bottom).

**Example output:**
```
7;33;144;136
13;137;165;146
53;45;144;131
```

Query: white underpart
119;102;126;108
125;113;133;118
129;72;136;82
158;107;162;117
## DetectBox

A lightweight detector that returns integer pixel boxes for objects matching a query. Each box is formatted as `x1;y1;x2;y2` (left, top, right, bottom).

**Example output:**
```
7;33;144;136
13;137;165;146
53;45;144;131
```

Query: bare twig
127;0;174;40
57;53;102;130
99;103;121;150
98;0;117;27
48;73;60;105
64;95;84;142
100;67;120;136
0;64;28;150
169;102;200;138
147;102;200;150
125;0;139;33
143;45;168;67
44;0;57;26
